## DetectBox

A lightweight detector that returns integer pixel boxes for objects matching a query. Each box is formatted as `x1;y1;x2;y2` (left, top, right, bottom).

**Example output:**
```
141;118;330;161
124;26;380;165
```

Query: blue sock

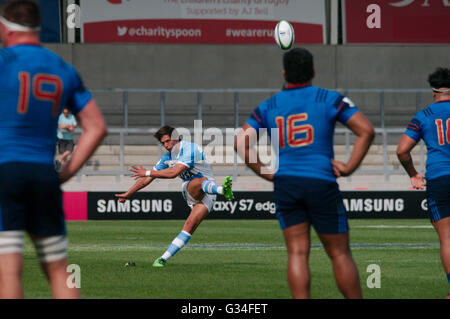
201;180;223;195
161;231;192;261
447;273;450;285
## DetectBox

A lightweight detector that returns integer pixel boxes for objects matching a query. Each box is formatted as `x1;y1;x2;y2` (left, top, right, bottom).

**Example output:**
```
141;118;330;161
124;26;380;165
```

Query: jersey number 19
17;71;63;117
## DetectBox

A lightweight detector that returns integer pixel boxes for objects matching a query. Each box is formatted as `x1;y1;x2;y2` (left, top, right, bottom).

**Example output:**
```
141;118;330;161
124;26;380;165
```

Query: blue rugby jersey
404;100;450;180
153;140;216;182
0;44;92;165
246;84;359;181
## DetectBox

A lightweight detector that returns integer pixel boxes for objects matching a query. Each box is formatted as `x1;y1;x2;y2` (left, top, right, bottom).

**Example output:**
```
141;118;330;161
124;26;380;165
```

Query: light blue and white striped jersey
153;141;215;182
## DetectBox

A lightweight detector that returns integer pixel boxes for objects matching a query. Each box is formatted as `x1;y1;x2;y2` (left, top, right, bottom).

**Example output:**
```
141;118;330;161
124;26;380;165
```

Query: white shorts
182;181;216;212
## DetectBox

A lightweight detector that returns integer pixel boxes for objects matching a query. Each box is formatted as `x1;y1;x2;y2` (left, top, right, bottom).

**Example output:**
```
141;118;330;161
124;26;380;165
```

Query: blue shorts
426;174;450;223
0;162;66;236
274;176;348;234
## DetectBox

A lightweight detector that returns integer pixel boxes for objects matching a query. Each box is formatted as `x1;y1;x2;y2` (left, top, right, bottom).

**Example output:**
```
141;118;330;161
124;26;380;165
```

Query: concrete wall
43;43;449;134
336;45;450;89
44;43;450;89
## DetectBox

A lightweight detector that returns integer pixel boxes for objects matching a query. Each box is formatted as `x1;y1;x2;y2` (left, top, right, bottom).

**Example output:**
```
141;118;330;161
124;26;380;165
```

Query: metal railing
335;88;430;128
72;88;430;182
91;87;431;130
75;127;425;182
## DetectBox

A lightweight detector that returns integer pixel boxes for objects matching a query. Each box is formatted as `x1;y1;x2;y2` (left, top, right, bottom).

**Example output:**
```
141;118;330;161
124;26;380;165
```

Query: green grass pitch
21;219;447;299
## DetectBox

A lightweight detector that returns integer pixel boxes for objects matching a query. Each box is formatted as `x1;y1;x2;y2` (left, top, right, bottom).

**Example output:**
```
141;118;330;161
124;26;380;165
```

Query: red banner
63;192;88;221
344;0;450;43
80;0;326;44
83;19;323;44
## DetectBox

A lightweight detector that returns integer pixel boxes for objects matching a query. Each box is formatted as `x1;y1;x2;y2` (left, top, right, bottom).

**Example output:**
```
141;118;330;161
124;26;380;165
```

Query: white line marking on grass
353;225;433;229
22;242;439;253
332;243;440;251
21;242;439;252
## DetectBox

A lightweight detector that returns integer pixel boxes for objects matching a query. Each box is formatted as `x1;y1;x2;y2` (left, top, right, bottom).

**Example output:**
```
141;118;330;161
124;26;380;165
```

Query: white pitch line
353;225;433;229
21;242;440;253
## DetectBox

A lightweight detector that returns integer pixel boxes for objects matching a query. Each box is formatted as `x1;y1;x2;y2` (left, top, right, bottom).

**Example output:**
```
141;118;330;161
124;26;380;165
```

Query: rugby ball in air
274;20;294;50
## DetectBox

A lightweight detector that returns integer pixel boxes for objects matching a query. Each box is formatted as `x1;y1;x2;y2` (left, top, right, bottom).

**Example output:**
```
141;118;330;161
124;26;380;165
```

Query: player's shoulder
322;88;345;103
7;45;75;73
257;86;301;111
424;100;450;116
413;107;430;120
0;47;17;65
314;87;356;109
180;140;202;153
44;47;76;72
34;46;78;73
406;109;426;131
256;94;276;111
299;86;344;105
179;141;205;163
160;151;172;161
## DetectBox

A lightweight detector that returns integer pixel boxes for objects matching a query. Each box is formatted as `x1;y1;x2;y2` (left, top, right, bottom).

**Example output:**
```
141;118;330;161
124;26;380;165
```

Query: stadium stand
47;43;448;192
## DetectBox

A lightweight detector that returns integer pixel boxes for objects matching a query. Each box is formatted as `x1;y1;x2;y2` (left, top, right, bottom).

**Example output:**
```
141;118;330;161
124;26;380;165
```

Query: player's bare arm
396;134;425;190
332;111;375;177
129;163;188;180
115;176;154;203
59;99;108;183
234;123;274;181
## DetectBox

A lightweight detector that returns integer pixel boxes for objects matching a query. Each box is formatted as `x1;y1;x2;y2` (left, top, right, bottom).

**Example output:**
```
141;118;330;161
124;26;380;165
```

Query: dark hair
428;67;450;89
154;125;178;142
0;0;40;28
283;48;314;84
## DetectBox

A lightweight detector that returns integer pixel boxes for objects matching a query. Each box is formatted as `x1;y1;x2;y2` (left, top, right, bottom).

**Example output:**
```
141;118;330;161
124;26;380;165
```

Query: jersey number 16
435;118;450;146
275;113;314;148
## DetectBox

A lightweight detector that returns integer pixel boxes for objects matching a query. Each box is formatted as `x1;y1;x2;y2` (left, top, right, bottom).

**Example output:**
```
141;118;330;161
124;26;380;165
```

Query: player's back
0;44;86;165
416;100;450;179
252;85;357;181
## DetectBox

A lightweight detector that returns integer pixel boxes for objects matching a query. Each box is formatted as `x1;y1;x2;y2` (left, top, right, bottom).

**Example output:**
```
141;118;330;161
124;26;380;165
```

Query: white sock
161;230;192;261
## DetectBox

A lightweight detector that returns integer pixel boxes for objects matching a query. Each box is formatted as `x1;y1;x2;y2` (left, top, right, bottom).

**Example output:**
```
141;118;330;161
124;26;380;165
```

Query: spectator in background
56;108;77;170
